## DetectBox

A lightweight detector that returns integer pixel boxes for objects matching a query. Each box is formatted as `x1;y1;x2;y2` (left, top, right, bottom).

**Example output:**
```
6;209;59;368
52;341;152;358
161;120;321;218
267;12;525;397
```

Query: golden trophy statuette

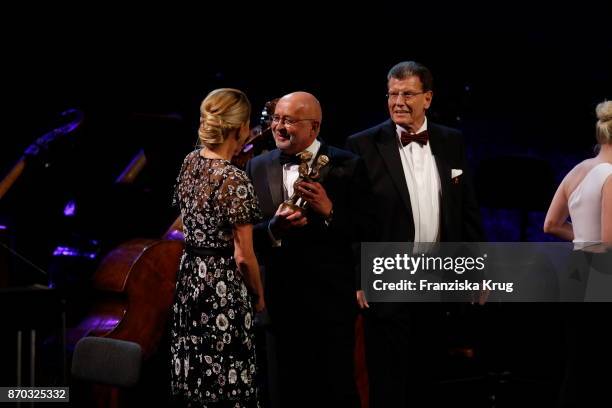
279;152;330;212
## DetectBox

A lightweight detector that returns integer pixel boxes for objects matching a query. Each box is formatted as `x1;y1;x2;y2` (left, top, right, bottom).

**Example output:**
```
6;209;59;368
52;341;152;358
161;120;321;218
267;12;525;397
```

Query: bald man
246;92;370;407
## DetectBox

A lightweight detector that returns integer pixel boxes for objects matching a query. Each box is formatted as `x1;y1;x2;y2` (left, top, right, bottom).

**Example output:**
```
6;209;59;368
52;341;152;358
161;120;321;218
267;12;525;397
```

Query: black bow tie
279;153;301;165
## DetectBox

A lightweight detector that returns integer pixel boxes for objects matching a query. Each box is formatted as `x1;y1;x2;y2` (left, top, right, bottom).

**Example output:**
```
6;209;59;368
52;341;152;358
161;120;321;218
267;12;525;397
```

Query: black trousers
268;316;360;408
364;306;447;408
558;303;612;407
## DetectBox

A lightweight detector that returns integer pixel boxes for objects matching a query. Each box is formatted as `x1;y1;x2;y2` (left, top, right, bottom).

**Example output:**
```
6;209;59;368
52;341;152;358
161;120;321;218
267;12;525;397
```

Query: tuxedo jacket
246;142;373;322
346;119;484;243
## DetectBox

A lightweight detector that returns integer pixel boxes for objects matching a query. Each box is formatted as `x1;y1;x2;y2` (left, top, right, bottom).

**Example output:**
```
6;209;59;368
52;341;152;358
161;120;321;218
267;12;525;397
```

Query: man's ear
424;91;433;110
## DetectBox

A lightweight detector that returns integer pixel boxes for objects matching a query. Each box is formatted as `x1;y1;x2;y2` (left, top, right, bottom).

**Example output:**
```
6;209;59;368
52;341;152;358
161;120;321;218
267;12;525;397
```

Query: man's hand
269;205;308;238
356;290;369;309
472;289;490;306
296;181;332;217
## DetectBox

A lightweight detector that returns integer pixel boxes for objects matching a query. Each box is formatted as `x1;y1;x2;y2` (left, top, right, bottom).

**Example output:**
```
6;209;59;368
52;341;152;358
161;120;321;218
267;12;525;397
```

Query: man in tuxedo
345;61;484;407
246;91;368;407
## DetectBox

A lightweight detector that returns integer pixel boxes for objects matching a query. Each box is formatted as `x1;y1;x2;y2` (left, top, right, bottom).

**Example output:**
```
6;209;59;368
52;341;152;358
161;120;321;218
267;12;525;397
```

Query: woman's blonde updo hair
198;88;251;147
596;100;612;144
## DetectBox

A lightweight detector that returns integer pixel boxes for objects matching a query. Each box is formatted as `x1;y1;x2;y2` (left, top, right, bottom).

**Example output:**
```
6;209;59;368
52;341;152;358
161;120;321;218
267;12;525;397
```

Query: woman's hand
255;295;266;313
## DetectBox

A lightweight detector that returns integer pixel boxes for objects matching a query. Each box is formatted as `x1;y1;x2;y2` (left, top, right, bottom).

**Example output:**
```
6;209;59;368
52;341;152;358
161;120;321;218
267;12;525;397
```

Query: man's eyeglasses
386;91;428;101
271;115;317;127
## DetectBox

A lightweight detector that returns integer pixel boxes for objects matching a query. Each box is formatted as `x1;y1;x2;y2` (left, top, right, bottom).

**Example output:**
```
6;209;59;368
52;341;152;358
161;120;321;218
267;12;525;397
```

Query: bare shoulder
604;171;612;189
562;159;612;199
564;159;596;187
557;160;585;198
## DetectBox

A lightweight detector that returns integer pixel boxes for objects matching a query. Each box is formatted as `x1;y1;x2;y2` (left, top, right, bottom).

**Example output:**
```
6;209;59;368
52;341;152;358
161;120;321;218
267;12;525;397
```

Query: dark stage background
0;15;611;406
3;26;610;249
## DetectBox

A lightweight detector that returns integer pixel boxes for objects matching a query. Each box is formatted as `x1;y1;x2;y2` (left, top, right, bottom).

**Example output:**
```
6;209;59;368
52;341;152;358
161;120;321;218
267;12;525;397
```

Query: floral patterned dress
170;150;262;407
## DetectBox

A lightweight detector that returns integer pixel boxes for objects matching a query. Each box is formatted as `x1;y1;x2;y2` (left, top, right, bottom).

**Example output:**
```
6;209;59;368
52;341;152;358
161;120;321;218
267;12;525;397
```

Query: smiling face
387;75;432;133
271;92;321;155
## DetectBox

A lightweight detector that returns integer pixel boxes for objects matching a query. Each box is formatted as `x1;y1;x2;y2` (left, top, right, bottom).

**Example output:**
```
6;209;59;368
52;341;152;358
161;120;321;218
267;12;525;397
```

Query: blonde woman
544;100;612;407
544;100;612;248
170;88;264;407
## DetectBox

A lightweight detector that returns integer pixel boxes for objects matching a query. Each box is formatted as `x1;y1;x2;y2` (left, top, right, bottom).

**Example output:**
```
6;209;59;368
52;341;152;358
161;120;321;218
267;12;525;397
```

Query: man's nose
275;120;287;131
394;96;407;107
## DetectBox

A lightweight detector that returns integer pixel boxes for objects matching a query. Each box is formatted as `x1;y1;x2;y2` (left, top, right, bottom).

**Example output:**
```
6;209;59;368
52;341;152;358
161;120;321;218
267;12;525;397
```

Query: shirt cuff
267;221;282;247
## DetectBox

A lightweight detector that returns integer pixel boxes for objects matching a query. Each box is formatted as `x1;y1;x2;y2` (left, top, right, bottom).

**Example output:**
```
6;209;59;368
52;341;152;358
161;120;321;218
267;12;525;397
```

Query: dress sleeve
172;153;192;208
220;168;263;226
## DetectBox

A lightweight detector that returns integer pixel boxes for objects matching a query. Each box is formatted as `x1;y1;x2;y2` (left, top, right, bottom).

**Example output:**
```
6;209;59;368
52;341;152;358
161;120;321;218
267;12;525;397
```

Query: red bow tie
400;130;429;147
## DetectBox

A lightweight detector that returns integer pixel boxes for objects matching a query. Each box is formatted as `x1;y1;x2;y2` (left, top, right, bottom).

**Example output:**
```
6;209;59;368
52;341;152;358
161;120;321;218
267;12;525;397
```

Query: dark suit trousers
364;306;446;408
270;316;360;408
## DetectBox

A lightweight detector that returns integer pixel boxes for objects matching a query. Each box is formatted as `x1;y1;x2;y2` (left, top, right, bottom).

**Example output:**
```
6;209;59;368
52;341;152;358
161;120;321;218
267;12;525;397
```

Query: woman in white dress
544;100;612;247
544;100;612;406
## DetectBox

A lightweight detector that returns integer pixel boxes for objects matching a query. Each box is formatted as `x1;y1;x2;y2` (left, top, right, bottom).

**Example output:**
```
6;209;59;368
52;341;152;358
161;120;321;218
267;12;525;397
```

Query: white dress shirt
396;117;441;243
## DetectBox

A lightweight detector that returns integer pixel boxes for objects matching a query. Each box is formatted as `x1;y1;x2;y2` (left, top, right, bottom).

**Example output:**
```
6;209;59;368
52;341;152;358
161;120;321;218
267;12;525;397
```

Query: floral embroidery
170;151;261;406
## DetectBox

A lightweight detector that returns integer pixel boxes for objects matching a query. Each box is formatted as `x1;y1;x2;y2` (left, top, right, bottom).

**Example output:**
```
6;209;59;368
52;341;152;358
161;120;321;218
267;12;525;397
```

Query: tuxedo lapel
265;150;284;209
375;121;413;214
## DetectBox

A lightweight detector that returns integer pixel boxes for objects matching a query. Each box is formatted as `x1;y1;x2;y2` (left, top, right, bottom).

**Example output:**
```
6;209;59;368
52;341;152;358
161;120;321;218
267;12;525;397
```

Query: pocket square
451;169;463;178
